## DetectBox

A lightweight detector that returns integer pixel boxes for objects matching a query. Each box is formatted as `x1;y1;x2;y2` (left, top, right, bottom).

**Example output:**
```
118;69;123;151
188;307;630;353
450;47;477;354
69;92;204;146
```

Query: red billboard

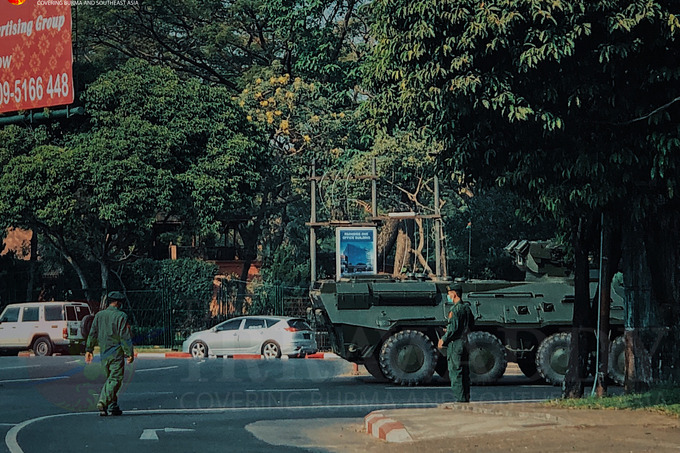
0;1;74;114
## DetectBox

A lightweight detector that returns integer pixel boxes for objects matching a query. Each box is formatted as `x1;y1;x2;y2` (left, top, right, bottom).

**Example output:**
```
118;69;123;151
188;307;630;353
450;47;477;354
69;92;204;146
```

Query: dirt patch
306;403;680;453
395;406;680;453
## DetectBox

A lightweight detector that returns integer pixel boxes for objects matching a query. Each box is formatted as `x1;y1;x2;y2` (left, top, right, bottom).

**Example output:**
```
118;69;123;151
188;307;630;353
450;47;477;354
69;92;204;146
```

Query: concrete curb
440;402;562;423
149;352;340;360
14;351;341;360
364;411;413;443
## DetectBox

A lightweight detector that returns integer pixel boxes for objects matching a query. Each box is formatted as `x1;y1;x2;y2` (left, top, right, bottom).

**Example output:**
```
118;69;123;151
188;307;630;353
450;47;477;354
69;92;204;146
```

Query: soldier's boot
96;403;108;417
109;402;123;416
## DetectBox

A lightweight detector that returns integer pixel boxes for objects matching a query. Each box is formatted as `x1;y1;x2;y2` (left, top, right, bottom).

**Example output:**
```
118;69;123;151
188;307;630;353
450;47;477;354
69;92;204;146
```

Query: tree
363;0;680;393
76;0;369;92
0;60;267;300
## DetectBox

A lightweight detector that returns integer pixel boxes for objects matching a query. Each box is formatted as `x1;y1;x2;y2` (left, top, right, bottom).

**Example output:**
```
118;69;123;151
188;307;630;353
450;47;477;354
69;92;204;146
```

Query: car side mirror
211;327;217;332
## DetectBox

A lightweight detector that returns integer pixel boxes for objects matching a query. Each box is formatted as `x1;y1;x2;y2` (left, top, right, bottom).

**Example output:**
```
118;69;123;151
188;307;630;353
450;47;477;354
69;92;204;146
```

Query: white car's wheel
33;337;53;356
190;341;208;358
262;341;281;359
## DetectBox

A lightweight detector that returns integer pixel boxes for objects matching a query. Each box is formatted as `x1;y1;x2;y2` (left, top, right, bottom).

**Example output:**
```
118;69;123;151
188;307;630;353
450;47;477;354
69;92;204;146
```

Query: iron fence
0;274;330;350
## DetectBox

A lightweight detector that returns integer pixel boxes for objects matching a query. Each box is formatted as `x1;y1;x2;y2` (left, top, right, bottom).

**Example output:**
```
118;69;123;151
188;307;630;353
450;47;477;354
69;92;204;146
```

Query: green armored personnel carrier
309;240;626;386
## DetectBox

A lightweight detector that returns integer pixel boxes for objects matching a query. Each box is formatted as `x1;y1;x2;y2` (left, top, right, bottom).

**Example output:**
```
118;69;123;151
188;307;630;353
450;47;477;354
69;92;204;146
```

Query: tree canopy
0;59;267;298
363;0;680;391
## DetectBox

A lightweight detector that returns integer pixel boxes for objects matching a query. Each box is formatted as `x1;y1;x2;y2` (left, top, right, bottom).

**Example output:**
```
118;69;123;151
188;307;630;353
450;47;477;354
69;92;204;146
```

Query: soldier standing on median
438;283;475;402
85;291;134;416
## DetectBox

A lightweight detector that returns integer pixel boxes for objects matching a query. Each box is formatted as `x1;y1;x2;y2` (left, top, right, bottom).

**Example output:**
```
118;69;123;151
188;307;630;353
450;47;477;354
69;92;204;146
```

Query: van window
45;305;64;321
1;307;20;323
22;306;40;322
65;306;76;321
74;305;90;321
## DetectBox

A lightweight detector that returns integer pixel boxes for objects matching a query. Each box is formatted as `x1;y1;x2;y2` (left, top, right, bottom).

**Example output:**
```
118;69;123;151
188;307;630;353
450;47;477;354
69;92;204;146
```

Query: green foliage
0;59;267;293
69;0;371;288
446;187;557;280
122;258;218;308
551;386;680;418
77;0;369;96
259;242;310;288
364;0;680;228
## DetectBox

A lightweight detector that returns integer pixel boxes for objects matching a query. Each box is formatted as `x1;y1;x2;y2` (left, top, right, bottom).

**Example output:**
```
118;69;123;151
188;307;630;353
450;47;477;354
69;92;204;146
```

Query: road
0;356;564;452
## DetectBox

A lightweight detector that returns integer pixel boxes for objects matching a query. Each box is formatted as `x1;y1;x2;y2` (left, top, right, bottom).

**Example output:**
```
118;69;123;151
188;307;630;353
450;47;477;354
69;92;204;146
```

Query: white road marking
140;427;195;440
245;388;319;393
135;366;179;373
129;390;175;394
0;365;41;371
386;386;446;389
5;403;441;453
0;376;68;384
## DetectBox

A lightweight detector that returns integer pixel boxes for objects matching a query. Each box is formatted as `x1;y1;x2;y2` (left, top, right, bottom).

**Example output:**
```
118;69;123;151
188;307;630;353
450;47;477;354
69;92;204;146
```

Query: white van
0;301;93;356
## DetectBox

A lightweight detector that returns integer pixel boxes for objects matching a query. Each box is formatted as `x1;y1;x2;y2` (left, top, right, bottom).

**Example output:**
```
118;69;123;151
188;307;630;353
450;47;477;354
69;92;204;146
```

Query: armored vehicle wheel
379;330;438;385
536;332;571;385
364;358;389;382
608;336;625;385
467;332;507;384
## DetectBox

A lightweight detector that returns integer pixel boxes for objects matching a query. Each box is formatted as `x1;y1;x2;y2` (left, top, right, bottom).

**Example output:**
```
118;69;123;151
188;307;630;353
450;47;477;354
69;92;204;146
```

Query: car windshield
287;319;311;331
1;307;20;322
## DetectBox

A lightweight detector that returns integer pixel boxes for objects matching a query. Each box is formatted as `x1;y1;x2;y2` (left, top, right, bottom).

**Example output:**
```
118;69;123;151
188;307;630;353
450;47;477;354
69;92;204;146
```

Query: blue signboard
336;227;377;280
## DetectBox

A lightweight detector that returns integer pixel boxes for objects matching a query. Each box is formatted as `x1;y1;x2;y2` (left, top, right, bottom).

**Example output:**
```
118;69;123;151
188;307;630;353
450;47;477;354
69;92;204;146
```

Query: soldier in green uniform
438;283;475;402
85;291;134;416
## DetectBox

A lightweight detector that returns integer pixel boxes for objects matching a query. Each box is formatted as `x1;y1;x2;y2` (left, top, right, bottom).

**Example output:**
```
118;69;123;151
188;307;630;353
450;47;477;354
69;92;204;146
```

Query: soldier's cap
107;291;125;301
447;283;463;294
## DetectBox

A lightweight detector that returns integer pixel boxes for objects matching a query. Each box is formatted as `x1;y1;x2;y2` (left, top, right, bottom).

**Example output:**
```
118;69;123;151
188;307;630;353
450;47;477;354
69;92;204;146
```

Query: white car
0;301;93;356
182;316;318;359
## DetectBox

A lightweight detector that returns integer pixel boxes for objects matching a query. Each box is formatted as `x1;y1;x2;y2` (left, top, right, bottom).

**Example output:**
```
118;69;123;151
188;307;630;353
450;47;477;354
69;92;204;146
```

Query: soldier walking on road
85;291;134;416
438;284;475;402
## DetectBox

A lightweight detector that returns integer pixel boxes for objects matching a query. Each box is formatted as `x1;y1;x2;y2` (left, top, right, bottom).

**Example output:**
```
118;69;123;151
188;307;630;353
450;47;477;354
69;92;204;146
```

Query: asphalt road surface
0;356;563;452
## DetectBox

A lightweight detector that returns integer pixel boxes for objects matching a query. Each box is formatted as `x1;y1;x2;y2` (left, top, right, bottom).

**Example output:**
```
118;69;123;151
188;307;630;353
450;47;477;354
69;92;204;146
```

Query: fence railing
0;278;328;351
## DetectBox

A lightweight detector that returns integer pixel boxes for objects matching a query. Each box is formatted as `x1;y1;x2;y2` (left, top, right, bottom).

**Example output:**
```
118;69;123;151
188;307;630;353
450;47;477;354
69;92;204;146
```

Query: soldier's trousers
99;357;125;409
447;339;470;402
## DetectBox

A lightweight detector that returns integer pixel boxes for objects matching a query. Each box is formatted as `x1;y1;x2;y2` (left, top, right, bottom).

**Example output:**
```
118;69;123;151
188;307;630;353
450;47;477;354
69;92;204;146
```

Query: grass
549;386;680;418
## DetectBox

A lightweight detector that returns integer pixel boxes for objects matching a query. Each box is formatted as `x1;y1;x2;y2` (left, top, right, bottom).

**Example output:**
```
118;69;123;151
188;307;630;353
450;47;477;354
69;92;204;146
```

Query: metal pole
434;176;441;277
468;220;472;279
371;158;377;218
310;161;317;284
591;212;605;397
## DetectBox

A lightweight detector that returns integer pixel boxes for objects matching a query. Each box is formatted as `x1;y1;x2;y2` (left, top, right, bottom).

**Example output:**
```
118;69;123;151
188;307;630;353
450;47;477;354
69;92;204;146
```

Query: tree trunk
44;231;94;302
563;216;596;399
392;224;413;277
636;213;680;386
621;220;655;393
100;260;110;309
596;216;622;397
26;230;38;301
377;218;399;272
412;218;433;275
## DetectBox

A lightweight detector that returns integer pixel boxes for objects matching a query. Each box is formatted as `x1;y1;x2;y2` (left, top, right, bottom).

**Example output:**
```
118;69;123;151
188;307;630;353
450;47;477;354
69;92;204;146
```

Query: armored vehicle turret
309;241;625;386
